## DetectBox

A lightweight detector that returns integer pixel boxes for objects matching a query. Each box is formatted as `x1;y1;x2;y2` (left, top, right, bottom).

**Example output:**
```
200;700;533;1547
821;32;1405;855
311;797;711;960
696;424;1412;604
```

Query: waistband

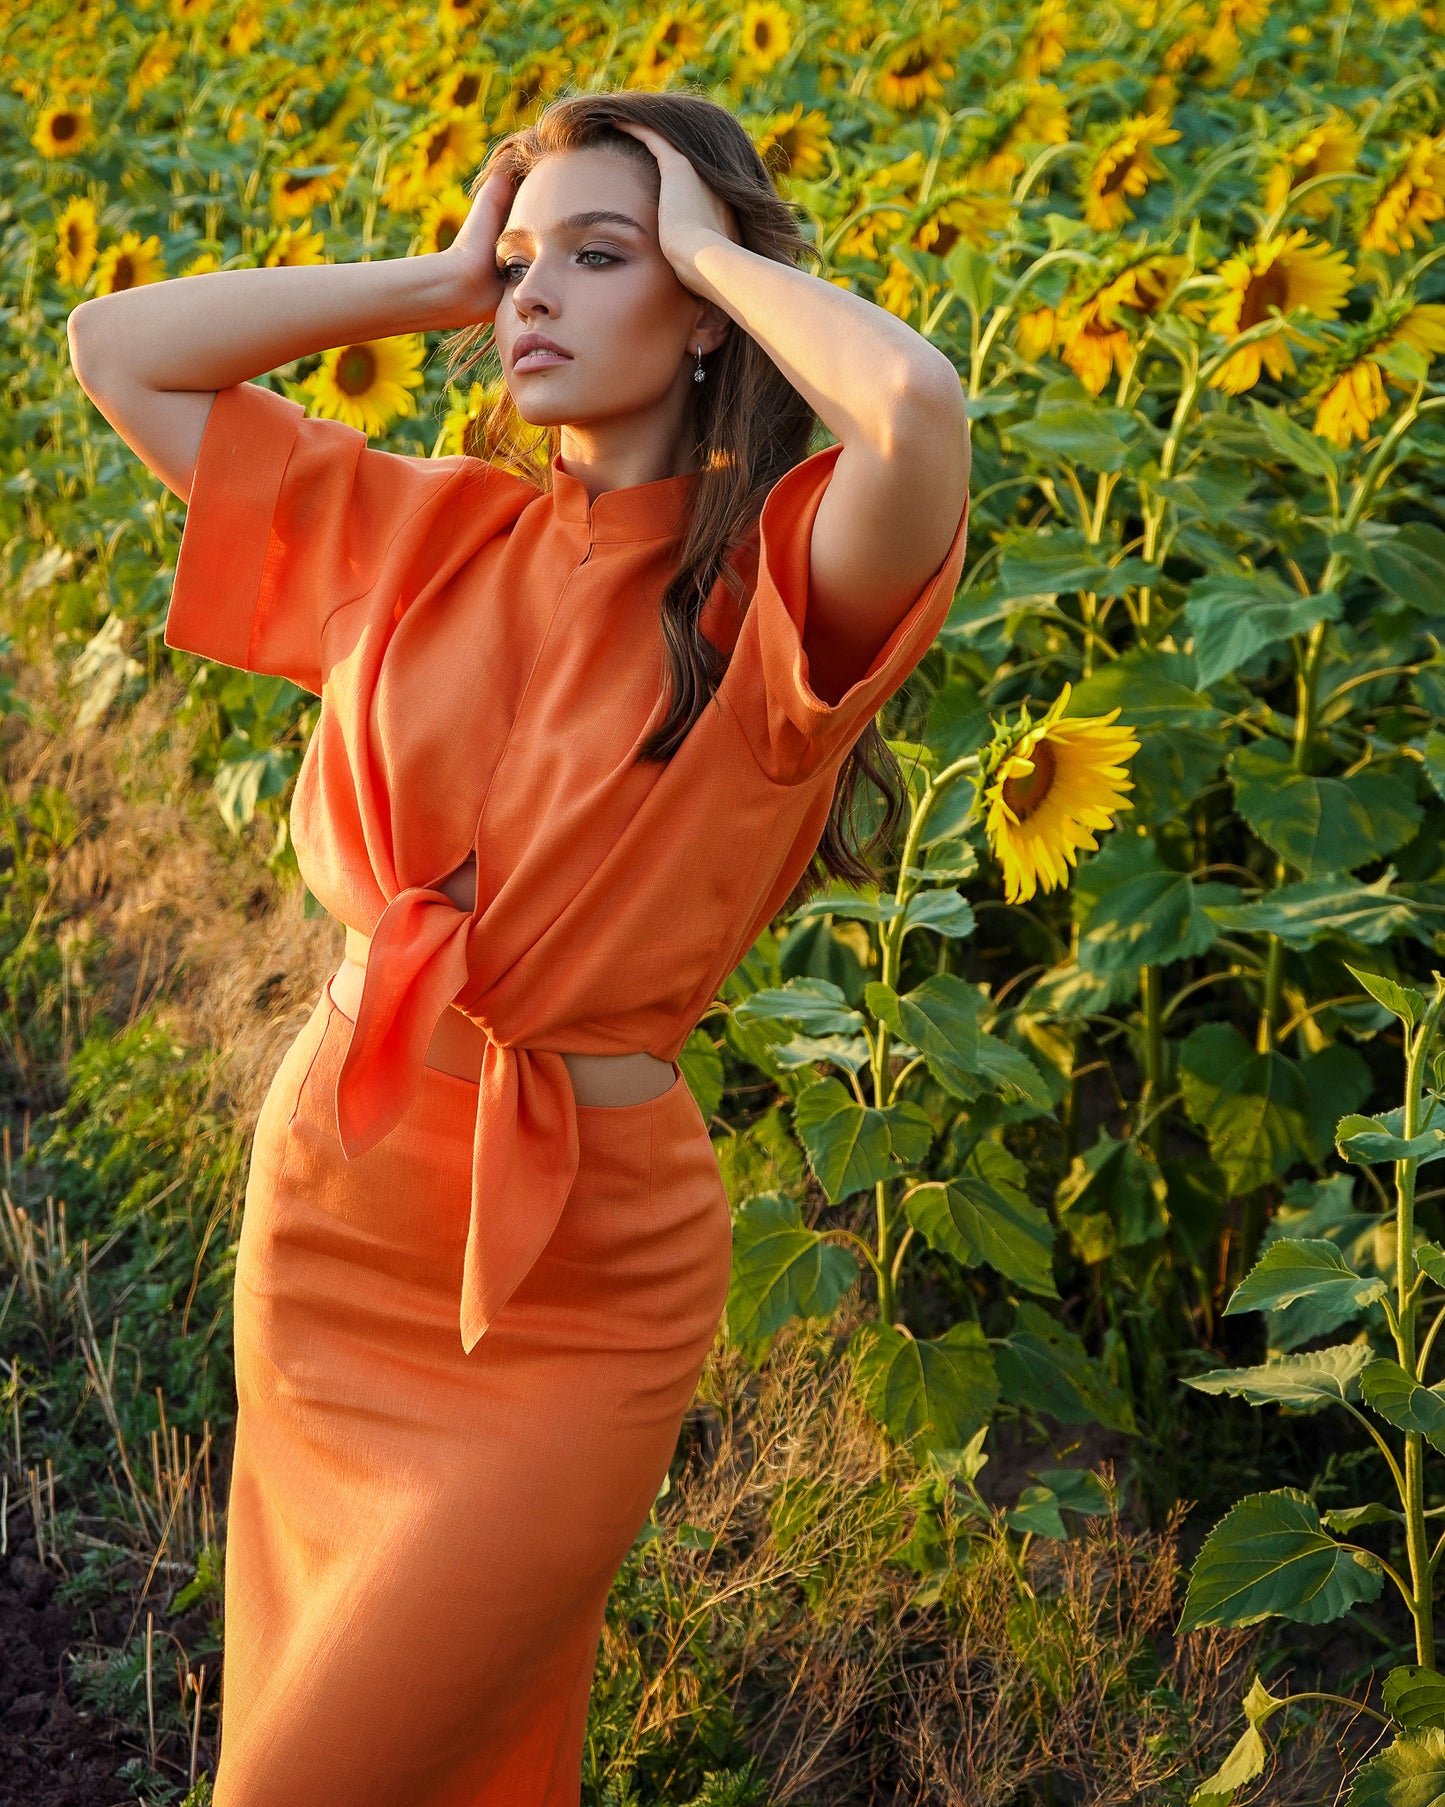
336;925;674;1101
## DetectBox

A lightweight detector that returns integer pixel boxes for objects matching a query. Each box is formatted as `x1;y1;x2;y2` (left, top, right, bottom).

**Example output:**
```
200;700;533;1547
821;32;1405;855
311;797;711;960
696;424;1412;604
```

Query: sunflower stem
1140;964;1165;1153
1396;982;1445;1667
871;758;981;1326
1136;362;1200;631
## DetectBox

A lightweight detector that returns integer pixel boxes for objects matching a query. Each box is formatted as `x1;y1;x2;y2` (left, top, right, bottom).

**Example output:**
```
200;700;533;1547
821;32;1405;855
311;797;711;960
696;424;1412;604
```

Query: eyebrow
494;211;647;252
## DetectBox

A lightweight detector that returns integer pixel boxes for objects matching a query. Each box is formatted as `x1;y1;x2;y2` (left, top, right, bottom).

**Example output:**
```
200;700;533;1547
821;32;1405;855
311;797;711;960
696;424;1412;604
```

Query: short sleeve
163;381;536;695
719;440;970;785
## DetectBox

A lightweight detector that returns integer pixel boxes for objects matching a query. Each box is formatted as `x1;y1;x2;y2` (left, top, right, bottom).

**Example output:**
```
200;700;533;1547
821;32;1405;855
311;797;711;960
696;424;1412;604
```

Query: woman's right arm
65;166;515;503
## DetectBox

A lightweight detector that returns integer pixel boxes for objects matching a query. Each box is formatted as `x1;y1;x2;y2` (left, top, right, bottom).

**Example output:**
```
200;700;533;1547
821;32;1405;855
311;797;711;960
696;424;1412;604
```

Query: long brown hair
438;86;918;915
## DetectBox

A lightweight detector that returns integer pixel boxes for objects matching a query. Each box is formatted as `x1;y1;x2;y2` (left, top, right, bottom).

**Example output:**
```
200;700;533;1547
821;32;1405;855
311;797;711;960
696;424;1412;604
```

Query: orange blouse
164;380;970;1353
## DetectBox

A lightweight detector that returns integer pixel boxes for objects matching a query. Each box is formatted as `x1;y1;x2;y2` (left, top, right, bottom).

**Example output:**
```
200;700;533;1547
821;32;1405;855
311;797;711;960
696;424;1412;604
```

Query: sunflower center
1099;149;1139;199
336;345;378;396
1237;259;1290;330
1001;739;1057;820
931;221;962;258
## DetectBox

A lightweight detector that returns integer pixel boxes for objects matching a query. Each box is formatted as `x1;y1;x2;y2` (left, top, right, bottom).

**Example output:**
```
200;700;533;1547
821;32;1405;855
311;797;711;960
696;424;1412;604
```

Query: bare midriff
325;854;678;1108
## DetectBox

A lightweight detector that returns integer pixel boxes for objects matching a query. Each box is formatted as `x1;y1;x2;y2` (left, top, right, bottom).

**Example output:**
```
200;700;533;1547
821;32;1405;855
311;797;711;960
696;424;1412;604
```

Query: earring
694;344;706;384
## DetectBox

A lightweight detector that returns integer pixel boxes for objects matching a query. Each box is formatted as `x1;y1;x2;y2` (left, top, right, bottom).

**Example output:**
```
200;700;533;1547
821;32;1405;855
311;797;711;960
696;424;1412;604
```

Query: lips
512;333;572;365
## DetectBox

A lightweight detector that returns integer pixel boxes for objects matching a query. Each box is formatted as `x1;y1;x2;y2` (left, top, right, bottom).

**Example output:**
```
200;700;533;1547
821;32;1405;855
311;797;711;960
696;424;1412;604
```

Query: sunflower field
10;0;1445;1798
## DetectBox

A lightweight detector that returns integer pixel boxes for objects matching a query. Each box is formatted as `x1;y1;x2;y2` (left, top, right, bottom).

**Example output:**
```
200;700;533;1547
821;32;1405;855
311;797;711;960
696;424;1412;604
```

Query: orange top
164;380;970;1353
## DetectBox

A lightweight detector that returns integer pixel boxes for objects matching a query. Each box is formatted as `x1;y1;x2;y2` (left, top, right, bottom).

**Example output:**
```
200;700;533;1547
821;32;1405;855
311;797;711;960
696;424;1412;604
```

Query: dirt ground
0;1535;139;1807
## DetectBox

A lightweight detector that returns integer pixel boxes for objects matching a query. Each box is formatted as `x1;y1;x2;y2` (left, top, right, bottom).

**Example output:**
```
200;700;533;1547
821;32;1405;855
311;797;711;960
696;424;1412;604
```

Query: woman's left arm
615;122;971;701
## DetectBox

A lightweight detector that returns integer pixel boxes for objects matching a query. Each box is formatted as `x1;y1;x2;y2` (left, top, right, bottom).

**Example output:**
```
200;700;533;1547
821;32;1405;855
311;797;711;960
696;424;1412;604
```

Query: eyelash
494;250;619;282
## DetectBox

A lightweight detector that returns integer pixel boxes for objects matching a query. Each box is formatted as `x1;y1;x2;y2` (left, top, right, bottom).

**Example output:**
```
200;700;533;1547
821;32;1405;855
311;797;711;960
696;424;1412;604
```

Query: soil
0;1536;137;1807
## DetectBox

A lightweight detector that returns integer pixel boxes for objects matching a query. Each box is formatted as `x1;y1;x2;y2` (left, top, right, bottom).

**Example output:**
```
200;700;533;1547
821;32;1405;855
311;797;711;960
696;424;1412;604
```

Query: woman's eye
495;250;616;282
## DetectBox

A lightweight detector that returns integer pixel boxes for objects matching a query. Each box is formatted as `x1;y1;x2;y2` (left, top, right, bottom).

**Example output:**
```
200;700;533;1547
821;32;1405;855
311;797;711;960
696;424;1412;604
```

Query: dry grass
4;641;342;1129
629;1303;1366;1807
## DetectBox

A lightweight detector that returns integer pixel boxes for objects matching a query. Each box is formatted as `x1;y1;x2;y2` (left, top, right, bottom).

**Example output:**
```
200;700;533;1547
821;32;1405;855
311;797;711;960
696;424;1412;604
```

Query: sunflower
834;152;925;263
1080;112;1180;232
873;26;959;112
737;0;795;74
305;335;427;435
417;184;471;256
1162;6;1209;73
54;195;99;290
91;231;166;296
1201;0;1270;70
271;164;345;222
31;101;94;160
1021;248;1187;392
127;34;181;108
966;82;1071;189
1262;109;1361;220
1360;135;1445;255
915;188;1016;256
1310;298;1445;446
1205;228;1353;394
1015;306;1058;361
222;0;265;56
631;6;713;88
1053;249;1188;393
1018;0;1070;79
984;689;1139;905
434;377;541;469
383;110;489;211
262;219;328;267
436;381;491;460
436;65;492;113
754;103;833;180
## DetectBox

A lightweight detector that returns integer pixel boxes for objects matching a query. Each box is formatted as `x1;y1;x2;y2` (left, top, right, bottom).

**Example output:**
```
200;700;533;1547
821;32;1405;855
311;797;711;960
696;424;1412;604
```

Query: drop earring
694;344;706;384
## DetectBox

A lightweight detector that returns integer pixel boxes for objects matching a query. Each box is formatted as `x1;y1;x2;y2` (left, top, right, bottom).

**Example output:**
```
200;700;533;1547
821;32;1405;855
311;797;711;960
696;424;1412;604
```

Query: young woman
67;89;970;1807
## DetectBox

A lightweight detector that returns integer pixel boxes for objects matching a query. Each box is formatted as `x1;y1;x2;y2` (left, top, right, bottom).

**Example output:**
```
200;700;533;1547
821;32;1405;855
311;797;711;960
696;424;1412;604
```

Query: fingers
483;164;516;222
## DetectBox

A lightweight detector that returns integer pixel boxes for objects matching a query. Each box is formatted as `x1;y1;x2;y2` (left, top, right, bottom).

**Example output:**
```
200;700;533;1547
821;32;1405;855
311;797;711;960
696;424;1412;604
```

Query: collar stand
548;451;700;542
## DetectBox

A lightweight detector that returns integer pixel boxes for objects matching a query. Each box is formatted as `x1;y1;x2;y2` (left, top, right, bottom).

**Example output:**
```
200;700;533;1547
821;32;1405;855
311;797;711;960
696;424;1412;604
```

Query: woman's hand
611;121;741;287
437;163;518;328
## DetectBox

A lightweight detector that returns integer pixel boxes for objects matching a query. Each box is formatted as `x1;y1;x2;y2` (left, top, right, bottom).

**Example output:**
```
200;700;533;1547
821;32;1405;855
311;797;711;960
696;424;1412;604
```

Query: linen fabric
165;379;971;1355
163;378;970;1804
223;976;733;1805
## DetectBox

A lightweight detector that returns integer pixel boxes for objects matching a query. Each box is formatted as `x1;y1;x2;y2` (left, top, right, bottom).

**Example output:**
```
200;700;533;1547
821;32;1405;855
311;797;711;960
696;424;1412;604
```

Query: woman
67;89;970;1807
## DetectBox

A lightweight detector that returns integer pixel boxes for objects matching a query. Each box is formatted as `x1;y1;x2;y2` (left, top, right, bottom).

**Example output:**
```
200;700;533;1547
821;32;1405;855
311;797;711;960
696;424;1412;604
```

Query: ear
691;298;732;355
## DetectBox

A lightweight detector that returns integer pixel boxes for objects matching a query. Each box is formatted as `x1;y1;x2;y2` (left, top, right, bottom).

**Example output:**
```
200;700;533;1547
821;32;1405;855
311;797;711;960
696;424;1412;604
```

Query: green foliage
852;1319;1001;1458
1180;1487;1385;1632
1345;1729;1445;1807
1179;1025;1311;1193
1183;970;1445;1800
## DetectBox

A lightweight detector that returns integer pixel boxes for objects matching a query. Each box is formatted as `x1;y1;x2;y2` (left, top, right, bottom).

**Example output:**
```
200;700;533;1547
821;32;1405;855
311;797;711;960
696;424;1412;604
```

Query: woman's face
492;146;728;463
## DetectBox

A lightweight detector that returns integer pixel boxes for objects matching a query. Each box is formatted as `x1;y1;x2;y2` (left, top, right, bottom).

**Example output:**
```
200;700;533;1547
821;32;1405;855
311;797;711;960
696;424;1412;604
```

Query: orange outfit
164;378;969;1805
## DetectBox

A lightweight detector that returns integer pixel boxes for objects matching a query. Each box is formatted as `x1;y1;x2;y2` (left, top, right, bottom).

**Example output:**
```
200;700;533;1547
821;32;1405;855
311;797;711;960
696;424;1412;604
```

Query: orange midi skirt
212;978;734;1807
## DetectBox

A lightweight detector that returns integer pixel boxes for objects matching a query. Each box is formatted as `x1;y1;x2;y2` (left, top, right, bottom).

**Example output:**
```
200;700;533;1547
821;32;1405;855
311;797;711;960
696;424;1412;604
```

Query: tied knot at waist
330;883;579;1356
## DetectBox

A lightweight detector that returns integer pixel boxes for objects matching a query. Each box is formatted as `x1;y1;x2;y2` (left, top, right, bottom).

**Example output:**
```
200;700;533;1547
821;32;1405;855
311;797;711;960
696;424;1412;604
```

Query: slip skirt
213;973;734;1807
